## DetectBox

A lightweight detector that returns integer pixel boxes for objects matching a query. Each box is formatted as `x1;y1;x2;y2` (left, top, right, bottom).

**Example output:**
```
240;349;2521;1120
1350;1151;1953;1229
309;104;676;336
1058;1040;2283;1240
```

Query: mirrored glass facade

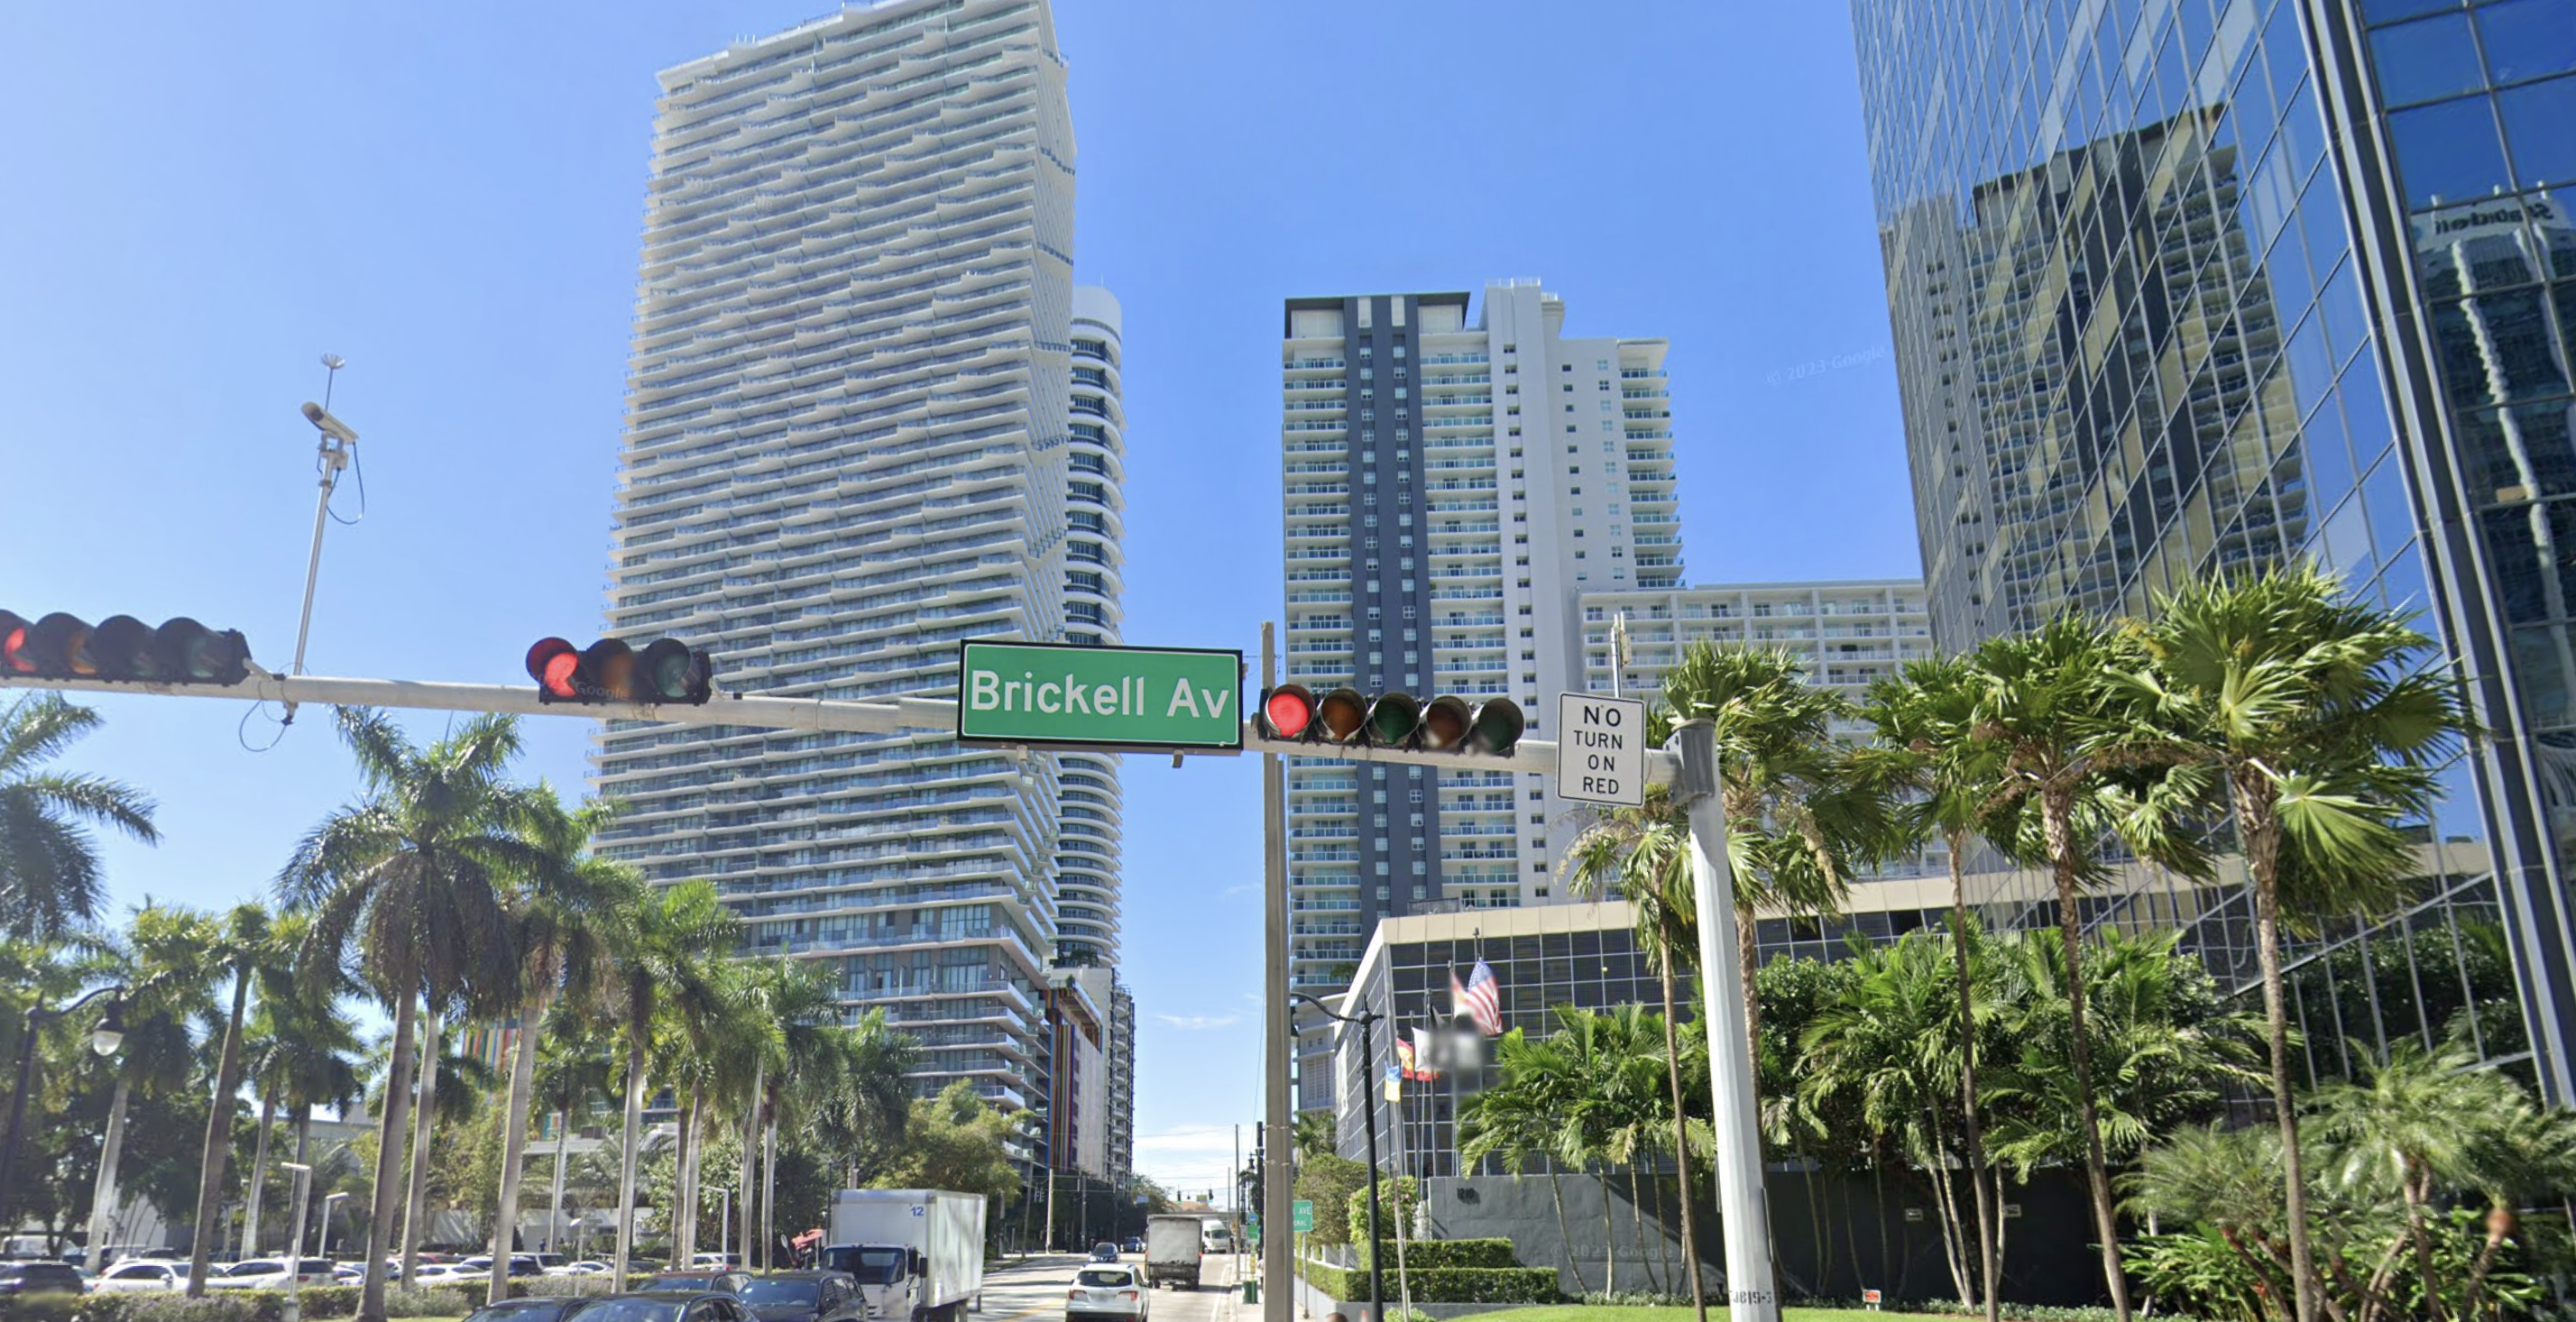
1854;0;2576;1096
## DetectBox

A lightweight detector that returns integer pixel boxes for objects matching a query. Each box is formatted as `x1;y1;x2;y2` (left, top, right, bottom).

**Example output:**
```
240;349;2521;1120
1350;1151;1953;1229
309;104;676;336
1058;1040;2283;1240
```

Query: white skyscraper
594;0;1092;1117
1276;282;1679;992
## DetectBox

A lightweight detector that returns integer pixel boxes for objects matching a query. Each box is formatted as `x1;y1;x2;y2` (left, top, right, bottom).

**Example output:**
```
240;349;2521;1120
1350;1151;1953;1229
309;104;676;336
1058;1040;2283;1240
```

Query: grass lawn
1466;1308;1963;1322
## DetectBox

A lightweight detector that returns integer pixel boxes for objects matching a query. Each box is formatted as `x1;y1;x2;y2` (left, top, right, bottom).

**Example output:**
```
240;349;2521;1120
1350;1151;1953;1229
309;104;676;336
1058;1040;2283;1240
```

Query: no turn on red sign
1556;693;1647;806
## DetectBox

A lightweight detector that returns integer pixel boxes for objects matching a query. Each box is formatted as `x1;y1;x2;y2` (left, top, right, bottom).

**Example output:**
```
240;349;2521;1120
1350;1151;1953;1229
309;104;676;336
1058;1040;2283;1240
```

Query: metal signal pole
1260;622;1293;1322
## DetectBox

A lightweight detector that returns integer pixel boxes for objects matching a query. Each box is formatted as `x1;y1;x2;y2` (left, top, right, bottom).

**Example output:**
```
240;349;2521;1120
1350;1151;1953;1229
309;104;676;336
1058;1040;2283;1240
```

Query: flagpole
1392;1058;1413;1322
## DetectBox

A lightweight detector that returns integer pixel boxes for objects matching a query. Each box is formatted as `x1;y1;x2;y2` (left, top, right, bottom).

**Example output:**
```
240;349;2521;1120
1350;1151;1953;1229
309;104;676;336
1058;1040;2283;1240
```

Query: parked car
641;1272;750;1298
0;1262;87;1295
570;1292;750;1322
1064;1265;1148;1322
1087;1244;1119;1264
731;1272;861;1322
90;1262;188;1293
464;1299;598;1322
527;1254;570;1274
461;1256;546;1280
408;1263;474;1284
688;1253;741;1269
1118;1239;1143;1256
207;1259;336;1290
561;1262;612;1277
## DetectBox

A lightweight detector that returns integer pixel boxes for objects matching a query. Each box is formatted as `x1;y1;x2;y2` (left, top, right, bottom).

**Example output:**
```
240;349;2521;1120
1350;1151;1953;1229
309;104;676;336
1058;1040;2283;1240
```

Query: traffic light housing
1255;684;1522;756
0;611;251;684
525;636;713;705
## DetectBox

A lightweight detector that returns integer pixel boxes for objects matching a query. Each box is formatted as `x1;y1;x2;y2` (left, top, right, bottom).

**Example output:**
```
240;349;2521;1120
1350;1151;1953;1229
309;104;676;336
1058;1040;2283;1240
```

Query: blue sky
0;0;1912;1198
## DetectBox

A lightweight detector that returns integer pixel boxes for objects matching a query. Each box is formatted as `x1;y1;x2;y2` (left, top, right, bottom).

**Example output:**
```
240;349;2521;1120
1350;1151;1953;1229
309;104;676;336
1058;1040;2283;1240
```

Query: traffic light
525;636;713;705
1255;684;1523;755
0;611;251;684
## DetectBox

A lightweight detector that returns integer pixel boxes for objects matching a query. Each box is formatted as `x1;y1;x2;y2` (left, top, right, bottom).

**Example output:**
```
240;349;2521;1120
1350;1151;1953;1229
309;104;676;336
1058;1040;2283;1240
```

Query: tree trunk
675;1082;702;1266
290;1109;313;1258
187;966;252;1299
1656;965;1708;1317
1601;1169;1617;1294
2246;804;2321;1322
2042;791;2130;1322
86;1077;130;1273
1627;1162;1658;1294
492;990;547;1304
360;993;420;1322
548;1109;572;1256
761;1117;778;1271
2461;1202;2515;1317
244;1083;278;1257
1948;835;2001;1322
1548;1173;1587;1296
2404;1169;2439;1321
401;1002;444;1281
614;1024;648;1290
740;1073;761;1269
1734;907;1762;1072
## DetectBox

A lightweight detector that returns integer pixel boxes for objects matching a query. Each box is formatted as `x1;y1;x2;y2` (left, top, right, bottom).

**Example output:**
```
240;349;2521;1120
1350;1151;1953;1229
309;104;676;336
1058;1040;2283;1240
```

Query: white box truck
822;1189;986;1322
1143;1216;1202;1290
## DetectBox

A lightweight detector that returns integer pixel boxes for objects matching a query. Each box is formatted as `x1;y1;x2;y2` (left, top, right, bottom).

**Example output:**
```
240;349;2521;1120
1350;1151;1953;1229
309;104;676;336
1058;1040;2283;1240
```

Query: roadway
978;1253;1241;1322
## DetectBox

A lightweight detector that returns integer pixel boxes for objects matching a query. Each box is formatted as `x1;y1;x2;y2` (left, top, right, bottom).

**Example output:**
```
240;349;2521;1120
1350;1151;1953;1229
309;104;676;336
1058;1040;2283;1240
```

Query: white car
89;1262;189;1293
1066;1264;1149;1321
207;1258;336;1290
406;1263;474;1284
558;1262;610;1277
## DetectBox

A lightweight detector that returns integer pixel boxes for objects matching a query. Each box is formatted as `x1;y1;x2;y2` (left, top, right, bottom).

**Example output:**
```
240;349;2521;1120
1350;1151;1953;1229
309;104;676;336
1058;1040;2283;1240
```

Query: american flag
1459;958;1504;1035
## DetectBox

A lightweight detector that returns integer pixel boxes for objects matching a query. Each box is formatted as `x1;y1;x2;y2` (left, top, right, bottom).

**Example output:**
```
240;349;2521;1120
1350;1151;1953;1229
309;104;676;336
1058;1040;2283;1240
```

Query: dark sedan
463;1300;596;1322
640;1272;752;1298
733;1272;863;1322
0;1262;85;1294
571;1294;751;1322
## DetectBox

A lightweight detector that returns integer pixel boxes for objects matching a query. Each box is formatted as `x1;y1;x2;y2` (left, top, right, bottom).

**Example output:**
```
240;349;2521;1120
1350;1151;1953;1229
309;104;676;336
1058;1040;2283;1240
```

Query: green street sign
955;640;1244;751
1292;1200;1314;1234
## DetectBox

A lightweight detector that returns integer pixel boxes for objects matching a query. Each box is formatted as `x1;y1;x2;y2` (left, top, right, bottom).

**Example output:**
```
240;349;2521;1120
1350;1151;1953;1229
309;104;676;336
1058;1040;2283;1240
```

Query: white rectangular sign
1556;693;1647;805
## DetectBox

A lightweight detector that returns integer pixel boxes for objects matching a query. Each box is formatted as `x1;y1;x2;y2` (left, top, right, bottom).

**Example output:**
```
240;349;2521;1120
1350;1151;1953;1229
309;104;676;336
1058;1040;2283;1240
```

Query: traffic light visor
1365;693;1420;747
159;620;249;684
639;638;708;703
31;614;93;676
1468;698;1525;754
1261;685;1315;739
526;638;580;699
1316;688;1367;743
86;616;158;681
582;638;636;701
1419;695;1473;750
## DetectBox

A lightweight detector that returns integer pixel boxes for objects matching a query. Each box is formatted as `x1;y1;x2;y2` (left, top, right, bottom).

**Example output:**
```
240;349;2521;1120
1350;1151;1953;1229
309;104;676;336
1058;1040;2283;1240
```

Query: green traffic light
1468;698;1525;754
1364;693;1420;746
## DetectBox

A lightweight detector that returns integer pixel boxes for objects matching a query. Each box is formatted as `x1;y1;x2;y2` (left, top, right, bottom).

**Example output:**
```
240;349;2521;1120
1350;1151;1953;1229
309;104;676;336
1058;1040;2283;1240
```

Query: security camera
301;401;360;445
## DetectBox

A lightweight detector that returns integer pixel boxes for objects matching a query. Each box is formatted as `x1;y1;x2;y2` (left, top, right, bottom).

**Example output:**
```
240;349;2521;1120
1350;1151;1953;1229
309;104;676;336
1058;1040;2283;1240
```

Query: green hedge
1;1286;480;1322
1296;1261;1559;1305
0;1294;84;1322
1358;1239;1517;1271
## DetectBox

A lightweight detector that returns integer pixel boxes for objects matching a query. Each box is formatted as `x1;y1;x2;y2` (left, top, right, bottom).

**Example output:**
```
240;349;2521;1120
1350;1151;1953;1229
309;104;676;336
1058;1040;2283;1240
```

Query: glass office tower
1854;0;2576;1096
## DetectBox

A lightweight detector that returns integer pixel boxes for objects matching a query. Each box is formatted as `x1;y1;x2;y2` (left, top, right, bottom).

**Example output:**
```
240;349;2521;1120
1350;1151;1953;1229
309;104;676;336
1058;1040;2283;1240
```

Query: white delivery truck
1143;1216;1203;1290
823;1189;987;1322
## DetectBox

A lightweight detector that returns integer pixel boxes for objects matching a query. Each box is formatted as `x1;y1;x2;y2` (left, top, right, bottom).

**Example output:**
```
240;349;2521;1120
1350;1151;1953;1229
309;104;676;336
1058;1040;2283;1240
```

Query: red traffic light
527;636;713;705
1260;685;1315;739
0;611;249;685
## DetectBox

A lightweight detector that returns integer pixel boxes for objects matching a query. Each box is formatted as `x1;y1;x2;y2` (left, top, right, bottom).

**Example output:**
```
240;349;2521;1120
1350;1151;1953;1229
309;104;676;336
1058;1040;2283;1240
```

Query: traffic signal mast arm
0;665;1679;783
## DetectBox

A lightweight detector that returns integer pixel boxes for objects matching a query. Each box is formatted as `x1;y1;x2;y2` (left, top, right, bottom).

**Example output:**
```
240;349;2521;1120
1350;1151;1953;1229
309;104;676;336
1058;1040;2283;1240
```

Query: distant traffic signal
1255;684;1523;755
525;636;713;705
0;611;251;684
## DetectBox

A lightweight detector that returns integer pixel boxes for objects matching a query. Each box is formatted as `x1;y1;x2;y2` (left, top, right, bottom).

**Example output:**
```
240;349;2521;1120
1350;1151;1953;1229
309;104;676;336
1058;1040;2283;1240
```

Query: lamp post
0;984;124;1218
318;1191;350;1262
279;1162;313;1322
1291;993;1382;1322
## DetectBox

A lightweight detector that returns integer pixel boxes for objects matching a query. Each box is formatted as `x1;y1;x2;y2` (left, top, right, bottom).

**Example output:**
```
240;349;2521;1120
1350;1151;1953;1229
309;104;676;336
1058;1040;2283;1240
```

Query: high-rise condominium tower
1277;282;1680;992
1854;0;2576;1096
594;0;1102;1123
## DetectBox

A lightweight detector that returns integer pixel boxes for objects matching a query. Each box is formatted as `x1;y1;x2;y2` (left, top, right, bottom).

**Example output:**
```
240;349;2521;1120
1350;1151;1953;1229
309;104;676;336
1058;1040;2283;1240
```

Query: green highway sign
1292;1200;1314;1234
955;640;1244;751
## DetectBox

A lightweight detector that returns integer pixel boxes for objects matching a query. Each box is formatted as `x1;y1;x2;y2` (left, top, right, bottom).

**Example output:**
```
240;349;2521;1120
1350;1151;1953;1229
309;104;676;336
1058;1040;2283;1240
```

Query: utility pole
1261;623;1293;1322
1670;719;1779;1320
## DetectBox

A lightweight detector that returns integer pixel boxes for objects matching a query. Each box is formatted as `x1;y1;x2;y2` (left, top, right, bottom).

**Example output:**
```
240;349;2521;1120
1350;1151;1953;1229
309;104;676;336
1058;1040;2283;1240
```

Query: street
976;1253;1240;1322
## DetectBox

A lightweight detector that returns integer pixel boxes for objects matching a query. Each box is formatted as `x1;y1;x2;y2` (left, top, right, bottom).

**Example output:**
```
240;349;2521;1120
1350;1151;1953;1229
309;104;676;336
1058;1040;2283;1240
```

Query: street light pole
0;985;124;1219
1292;994;1383;1322
280;1162;314;1322
318;1191;350;1260
1670;720;1779;1320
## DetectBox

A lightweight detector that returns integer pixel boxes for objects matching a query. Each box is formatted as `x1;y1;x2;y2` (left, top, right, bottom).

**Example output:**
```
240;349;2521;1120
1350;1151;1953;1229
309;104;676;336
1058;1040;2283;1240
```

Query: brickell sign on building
955;640;1245;751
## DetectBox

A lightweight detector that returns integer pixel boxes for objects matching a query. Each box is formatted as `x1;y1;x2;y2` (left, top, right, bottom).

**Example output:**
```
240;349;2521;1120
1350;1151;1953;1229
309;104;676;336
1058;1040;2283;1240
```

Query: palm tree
2115;568;2469;1322
186;903;275;1298
811;1007;923;1190
1563;787;1708;1315
73;904;216;1272
2311;1042;2521;1318
731;958;844;1268
0;694;159;941
1655;643;1877;1061
601;878;738;1288
2455;1095;2576;1316
651;940;757;1267
277;707;543;1322
1960;616;2148;1322
530;998;621;1255
1857;657;2001;1322
489;791;635;1303
1458;1028;1589;1296
245;928;362;1266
